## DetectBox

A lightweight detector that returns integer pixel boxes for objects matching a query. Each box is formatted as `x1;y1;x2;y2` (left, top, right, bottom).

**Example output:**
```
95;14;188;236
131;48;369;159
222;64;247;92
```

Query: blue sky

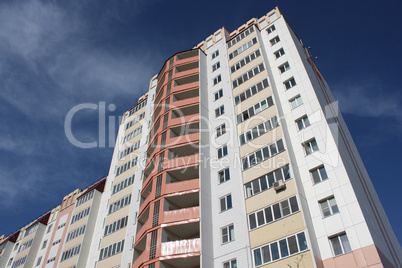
0;0;401;244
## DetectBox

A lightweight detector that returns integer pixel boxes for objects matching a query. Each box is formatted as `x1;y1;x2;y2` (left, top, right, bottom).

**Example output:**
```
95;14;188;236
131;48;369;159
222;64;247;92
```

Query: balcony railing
160;238;200;257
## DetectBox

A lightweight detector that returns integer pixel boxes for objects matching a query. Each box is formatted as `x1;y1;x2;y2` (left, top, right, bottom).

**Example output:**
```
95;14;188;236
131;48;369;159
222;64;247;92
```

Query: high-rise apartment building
1;7;401;268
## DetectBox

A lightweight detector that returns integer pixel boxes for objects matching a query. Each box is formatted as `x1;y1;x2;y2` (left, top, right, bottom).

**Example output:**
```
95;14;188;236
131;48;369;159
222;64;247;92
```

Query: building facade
1;7;401;268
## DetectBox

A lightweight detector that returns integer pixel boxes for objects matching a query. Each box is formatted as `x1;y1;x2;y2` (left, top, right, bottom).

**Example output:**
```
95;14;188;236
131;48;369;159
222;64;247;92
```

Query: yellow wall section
245;179;296;213
249;212;305;248
258;251;314;268
242;152;289;184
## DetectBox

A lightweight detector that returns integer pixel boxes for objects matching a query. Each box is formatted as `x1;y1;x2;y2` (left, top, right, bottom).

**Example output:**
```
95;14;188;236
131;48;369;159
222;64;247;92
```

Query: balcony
133;235;148;268
173;88;199;102
174;62;199;80
136;207;150;240
175;50;198;65
160;237;200;257
139;182;153;214
162;206;200;224
160;256;200;268
165;165;198;183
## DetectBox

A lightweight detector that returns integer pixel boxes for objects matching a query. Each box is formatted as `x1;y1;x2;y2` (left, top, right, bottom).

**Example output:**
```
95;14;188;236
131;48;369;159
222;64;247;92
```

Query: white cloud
333;84;401;121
0;0;155;120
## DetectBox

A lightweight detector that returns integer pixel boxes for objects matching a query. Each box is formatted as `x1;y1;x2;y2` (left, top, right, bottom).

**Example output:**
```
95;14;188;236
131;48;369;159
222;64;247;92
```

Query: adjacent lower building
1;6;401;268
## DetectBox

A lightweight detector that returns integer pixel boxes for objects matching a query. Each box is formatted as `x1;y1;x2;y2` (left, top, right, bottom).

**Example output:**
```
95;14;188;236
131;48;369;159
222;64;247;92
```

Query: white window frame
216;124;226;137
279;62;290;73
215;105;225;118
284;77;297;89
214;89;223;101
212;61;221;72
295;115;310;131
212;50;219;59
303;139;319;155
220;194;233;212
270;36;280;46
221;224;234;244
319;196;339;218
329;233;351;256
223;259;237;268
274;48;285;59
267;25;276;34
218;145;228;159
213;74;222;85
289;95;303;109
310;165;328;184
218;168;230;184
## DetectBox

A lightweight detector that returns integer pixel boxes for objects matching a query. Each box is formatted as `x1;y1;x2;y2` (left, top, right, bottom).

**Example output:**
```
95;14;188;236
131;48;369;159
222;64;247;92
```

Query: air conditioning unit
273;180;286;191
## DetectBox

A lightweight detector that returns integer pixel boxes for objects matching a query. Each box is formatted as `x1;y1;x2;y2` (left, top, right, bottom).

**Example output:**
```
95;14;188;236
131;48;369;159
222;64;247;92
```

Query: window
248;196;299;230
42;240;47;249
303;139;319;156
267;25;276;34
244;165;291;198
319;196;339;217
296;115;310;131
329;233;351;256
212;62;221;72
228;37;258;60
214;89;223;100
213;74;222;85
223;259;237;268
71;207;91;223
236;96;274;124
66;225;87;242
8;258;13;266
310;165;328;184
104;216;128;237
239;116;279;146
218;168;230;183
289;95;303;109
212;50;219;59
99;240;125;261
253;232;308;267
234;78;269;105
112;175;135;195
108;194;132;215
232;63;265;89
230;49;261;73
221;224;234;244
215;105;225;118
220;194;233;212
76;190;94;207
270;36;280;46
60;244;81;262
278;62;290;73
227;25;254;48
218;145;228;159
241;139;285;170
216;124;226;137
47;224;53;233
274;48;285;59
284;77;296;89
36;257;42;267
